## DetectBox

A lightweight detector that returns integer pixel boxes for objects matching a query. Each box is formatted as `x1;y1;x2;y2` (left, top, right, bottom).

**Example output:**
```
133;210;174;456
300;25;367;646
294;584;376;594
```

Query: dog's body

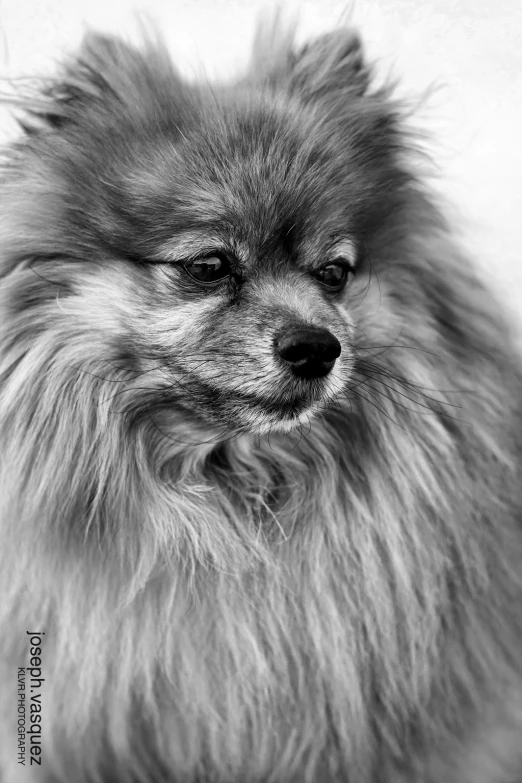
1;22;522;783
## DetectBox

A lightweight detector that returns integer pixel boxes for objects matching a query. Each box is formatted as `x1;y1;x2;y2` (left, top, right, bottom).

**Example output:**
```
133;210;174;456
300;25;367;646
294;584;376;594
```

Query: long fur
1;20;522;783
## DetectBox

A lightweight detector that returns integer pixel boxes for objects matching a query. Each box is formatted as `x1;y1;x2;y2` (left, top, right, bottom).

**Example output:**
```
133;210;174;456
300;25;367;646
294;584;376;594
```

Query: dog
1;18;522;783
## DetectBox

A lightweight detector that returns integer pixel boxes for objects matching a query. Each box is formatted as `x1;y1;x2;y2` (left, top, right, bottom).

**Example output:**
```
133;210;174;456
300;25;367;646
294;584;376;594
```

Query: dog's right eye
183;255;231;285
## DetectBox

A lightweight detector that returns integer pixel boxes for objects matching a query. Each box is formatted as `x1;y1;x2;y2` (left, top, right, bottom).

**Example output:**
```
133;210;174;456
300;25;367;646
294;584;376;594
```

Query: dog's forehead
137;96;362;266
172;101;329;254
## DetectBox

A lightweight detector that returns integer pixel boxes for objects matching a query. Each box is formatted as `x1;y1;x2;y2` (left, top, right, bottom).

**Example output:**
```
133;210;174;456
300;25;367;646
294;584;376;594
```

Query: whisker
355;368;456;412
346;387;404;429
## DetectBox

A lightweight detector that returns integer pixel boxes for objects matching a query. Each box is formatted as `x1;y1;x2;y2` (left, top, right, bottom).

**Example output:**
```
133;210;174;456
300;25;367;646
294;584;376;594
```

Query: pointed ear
250;22;370;101
62;32;140;98
21;31;178;132
291;29;369;99
26;33;138;130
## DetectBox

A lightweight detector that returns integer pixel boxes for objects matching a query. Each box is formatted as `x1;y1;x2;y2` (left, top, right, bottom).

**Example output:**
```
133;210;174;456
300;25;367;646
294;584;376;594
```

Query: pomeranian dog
0;17;521;783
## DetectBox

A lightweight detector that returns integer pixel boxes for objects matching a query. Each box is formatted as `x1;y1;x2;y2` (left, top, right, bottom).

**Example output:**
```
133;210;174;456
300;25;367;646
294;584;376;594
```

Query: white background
1;0;521;328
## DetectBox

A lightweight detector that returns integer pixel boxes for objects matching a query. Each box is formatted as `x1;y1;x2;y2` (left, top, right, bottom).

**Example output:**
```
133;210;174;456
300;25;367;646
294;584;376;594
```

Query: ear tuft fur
16;30;179;133
25;33;139;130
292;29;369;98
250;18;369;100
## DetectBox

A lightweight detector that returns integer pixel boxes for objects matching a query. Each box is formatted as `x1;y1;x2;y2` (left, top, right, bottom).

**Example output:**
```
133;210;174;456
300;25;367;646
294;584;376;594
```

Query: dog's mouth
222;376;342;434
159;337;349;435
160;373;336;435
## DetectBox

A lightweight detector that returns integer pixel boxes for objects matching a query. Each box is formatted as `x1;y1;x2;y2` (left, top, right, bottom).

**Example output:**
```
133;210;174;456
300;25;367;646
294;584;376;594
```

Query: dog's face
112;99;360;435
5;30;408;437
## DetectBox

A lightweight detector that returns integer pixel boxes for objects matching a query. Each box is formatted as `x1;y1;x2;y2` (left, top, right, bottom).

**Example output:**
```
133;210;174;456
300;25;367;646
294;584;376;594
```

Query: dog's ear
290;30;369;99
20;32;179;133
251;23;370;100
60;33;141;101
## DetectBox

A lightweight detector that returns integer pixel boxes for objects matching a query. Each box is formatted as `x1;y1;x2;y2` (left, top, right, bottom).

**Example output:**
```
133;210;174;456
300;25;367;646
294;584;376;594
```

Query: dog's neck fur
1;321;521;781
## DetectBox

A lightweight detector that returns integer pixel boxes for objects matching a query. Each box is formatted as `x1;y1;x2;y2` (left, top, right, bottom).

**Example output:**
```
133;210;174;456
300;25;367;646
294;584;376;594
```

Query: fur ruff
1;20;522;783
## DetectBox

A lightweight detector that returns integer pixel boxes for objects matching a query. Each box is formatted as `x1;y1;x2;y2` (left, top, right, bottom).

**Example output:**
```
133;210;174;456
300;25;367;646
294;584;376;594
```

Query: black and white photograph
0;0;521;781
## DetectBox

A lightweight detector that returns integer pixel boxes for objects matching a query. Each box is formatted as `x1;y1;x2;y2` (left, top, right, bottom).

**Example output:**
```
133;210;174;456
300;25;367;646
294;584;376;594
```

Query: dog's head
1;27;417;438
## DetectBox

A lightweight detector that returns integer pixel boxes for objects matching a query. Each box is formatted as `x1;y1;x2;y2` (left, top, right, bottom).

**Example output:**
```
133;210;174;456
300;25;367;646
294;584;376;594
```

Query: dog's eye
313;261;354;292
183;255;231;285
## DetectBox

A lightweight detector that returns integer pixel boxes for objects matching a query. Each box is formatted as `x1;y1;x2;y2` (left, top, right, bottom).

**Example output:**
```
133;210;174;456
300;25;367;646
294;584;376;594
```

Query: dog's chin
243;372;348;434
163;375;344;438
229;396;332;436
243;408;313;436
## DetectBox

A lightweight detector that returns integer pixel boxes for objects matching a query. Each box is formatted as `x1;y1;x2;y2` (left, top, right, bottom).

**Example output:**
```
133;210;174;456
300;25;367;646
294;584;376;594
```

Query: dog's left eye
183;255;231;285
313;261;354;292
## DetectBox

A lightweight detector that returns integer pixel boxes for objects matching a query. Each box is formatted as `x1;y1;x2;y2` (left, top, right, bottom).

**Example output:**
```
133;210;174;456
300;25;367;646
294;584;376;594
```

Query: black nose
275;327;341;379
